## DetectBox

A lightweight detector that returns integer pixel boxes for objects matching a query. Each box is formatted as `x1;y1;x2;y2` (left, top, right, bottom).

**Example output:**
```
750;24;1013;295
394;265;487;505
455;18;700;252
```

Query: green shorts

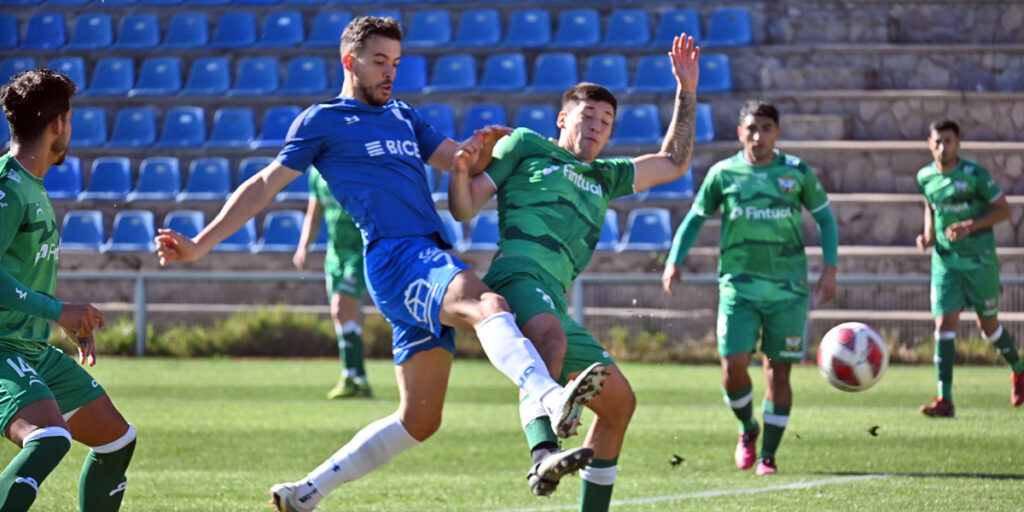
717;294;808;363
325;248;366;299
484;257;613;384
0;344;106;434
930;262;1000;319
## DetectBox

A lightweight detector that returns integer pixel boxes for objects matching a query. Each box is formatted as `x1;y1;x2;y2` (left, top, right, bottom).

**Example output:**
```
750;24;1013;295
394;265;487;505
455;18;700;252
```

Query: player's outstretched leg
548;363;608;438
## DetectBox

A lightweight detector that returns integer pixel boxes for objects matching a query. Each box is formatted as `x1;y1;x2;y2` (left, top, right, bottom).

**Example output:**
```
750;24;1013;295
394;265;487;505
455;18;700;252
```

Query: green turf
4;359;1023;511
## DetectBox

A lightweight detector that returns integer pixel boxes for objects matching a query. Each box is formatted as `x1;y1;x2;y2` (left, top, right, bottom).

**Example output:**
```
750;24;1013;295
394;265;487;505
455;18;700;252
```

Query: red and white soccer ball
817;322;889;392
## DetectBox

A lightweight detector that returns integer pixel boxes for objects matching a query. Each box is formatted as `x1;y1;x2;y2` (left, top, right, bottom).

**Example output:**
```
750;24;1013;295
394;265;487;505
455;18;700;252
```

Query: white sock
519;394;547;429
580;464;617;486
475;313;561;406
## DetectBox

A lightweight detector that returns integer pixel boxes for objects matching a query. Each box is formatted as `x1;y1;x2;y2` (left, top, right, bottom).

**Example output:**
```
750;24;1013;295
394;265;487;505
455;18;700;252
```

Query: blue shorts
364;235;469;365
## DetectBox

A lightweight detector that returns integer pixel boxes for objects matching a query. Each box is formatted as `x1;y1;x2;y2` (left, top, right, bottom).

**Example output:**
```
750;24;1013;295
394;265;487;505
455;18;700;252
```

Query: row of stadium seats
6;0;718;5
4;8;751;51
1;52;733;96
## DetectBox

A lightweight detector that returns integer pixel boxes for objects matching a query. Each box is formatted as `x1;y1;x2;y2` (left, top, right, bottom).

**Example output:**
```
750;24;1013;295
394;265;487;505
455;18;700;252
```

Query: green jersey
484;128;635;292
693;150;830;301
0;154;64;353
916;158;1002;270
309;167;363;259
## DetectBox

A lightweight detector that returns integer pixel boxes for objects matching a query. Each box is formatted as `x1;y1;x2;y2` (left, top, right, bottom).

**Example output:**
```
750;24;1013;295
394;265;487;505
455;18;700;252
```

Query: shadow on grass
814;471;1024;481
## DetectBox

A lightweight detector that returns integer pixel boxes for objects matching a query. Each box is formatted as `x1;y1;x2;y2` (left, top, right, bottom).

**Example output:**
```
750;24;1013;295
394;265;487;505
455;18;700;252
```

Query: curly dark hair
737;100;779;126
340;16;402;53
561;82;617;114
1;68;77;144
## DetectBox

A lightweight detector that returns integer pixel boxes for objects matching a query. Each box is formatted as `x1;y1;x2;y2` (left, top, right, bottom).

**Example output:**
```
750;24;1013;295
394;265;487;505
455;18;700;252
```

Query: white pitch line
480;474;889;512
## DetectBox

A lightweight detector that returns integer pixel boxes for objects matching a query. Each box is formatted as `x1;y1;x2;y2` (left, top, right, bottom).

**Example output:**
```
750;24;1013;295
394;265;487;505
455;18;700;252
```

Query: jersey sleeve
975;165;1004;203
482;128;528;189
0;179;25;255
409;106;448;163
277;106;325;173
691;165;722;216
604;158;637;199
800;163;830;213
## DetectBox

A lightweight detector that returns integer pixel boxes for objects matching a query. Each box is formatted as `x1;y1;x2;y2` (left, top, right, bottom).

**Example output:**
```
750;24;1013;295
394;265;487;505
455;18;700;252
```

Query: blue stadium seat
177;158;231;201
89;58;133;96
78;157;131;201
504;9;550;48
418;103;455;139
108;107;156;148
44;156;81;199
514;105;558;139
255;210;304;253
644;166;694;200
236;156;273;188
274;172;310;201
610;104;661;146
70;107;107;147
454;8;500;47
655;9;701;46
553;9;600;48
211;11;256;48
163;210;205;238
259;10;303;47
235;0;279;5
102;210;157;252
332;64;345;91
22;13;65;49
182;57;230;96
139;0;183;5
631;55;675;93
697;53;733;93
479;53;527;92
405;9;450;48
114;13;159;49
583;54;628;92
604;9;650;47
60;210;104;252
0;114;7;148
619;207;672;251
67;13;112;49
436;210;465;251
254;106;301;149
424;54;475;93
164;12;208;48
186;0;230;5
282;56;327;95
306;11;351;48
459;104;506;140
128;157;181;202
696;102;714;143
230;57;279;96
48;57;87;92
213;219;256;253
527;53;577;93
0;15;17;49
596;209;619;251
465;210;499;251
704;7;753;47
1;57;35;84
130;57;182;96
207;107;255;148
156;106;205;148
393;55;427;93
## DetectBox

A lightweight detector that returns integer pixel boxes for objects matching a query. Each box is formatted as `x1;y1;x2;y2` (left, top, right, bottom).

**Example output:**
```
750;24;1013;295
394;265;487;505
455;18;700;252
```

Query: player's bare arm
428;125;512;174
945;195;1010;243
449;133;499;221
293;197;324;270
661;263;683;296
916;200;934;250
817;265;837;304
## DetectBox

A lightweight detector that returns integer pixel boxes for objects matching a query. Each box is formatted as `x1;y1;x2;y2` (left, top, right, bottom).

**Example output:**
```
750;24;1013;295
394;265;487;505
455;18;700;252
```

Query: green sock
79;437;135;512
935;333;956;401
724;384;756;431
759;400;790;460
988;326;1023;373
0;432;71;512
524;415;558;451
580;457;616;512
341;329;367;381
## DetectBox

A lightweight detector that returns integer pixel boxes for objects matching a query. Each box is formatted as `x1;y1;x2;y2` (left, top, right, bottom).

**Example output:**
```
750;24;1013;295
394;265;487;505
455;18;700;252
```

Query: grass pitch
5;358;1023;511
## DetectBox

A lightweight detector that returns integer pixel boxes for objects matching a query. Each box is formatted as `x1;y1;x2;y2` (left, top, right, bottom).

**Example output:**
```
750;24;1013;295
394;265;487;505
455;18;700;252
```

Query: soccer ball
817;322;889;392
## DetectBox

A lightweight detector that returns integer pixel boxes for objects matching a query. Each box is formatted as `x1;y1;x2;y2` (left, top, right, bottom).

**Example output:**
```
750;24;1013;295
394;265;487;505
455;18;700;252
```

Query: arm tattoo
660;90;697;168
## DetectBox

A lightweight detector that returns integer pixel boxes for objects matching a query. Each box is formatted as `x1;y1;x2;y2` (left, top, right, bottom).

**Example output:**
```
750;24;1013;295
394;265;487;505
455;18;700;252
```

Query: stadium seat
213;219;256;252
282;56;327;95
655;9;701;46
583;54;628;92
139;0;183;6
424;54;475;93
47;57;86;92
610;104;661;146
128;156;181;201
130;57;182;96
465;210;499;251
67;13;112;49
1;57;35;84
619;207;672;251
177;157;231;201
393;55;427;93
45;0;90;4
60;210;104;251
78;157;131;201
553;9;600;48
459;104;506;140
43;156;81;199
332;64;345;91
479;53;527;92
102;210;157;252
182;57;230;96
697;54;733;93
211;11;257;48
164;11;208;48
156;106;206;148
230;57;280;96
514;105;558;139
21;13;65;49
418;103;455;139
236;156;273;188
274;172;310;201
306;11;352;48
631;55;675;93
89;58;133;96
504;9;550;48
695;102;714;143
527;53;577;93
207;107;255;148
163;210;205;238
604;9;650;47
253;106;301;148
596;209;619;251
454;8;500;47
114;13;159;49
0;15;17;49
405;9;450;48
436;210;465;251
255;210;304;253
108;107;156;148
704;8;753;47
259;10;303;47
70;107;107;147
644;166;694;200
186;0;230;5
0;114;7;148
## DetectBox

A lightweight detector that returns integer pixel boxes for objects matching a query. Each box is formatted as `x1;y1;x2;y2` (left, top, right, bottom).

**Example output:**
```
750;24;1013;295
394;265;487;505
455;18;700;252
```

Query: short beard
51;139;68;166
359;83;388;107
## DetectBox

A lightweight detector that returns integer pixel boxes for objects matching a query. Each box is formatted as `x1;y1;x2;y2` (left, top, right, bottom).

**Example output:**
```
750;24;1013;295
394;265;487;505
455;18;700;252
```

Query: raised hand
155;229;202;266
669;33;701;93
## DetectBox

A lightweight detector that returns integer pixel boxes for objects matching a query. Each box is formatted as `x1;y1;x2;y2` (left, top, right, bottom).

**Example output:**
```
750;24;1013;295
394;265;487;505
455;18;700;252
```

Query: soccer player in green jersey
449;34;700;511
915;118;1020;418
662;101;839;476
294;167;373;399
0;69;135;511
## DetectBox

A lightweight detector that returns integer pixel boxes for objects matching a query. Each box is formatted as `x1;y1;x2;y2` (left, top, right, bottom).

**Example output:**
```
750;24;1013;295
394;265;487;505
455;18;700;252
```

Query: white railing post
135;274;146;357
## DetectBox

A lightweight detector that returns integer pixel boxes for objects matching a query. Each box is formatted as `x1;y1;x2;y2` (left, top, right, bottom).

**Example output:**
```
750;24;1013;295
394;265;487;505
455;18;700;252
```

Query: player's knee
478;291;511;318
402;415;442;442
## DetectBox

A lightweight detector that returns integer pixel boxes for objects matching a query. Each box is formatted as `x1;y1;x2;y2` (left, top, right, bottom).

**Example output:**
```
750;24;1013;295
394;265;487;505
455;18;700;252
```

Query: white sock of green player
984;325;1024;373
580;458;616;512
475;313;562;413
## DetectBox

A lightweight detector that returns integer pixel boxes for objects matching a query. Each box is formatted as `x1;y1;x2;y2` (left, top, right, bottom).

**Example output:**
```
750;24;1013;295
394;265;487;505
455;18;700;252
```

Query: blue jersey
277;96;451;247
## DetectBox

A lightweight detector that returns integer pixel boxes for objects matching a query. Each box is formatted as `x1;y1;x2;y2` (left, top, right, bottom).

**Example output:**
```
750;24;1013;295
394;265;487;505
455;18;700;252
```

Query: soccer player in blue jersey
154;17;605;511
